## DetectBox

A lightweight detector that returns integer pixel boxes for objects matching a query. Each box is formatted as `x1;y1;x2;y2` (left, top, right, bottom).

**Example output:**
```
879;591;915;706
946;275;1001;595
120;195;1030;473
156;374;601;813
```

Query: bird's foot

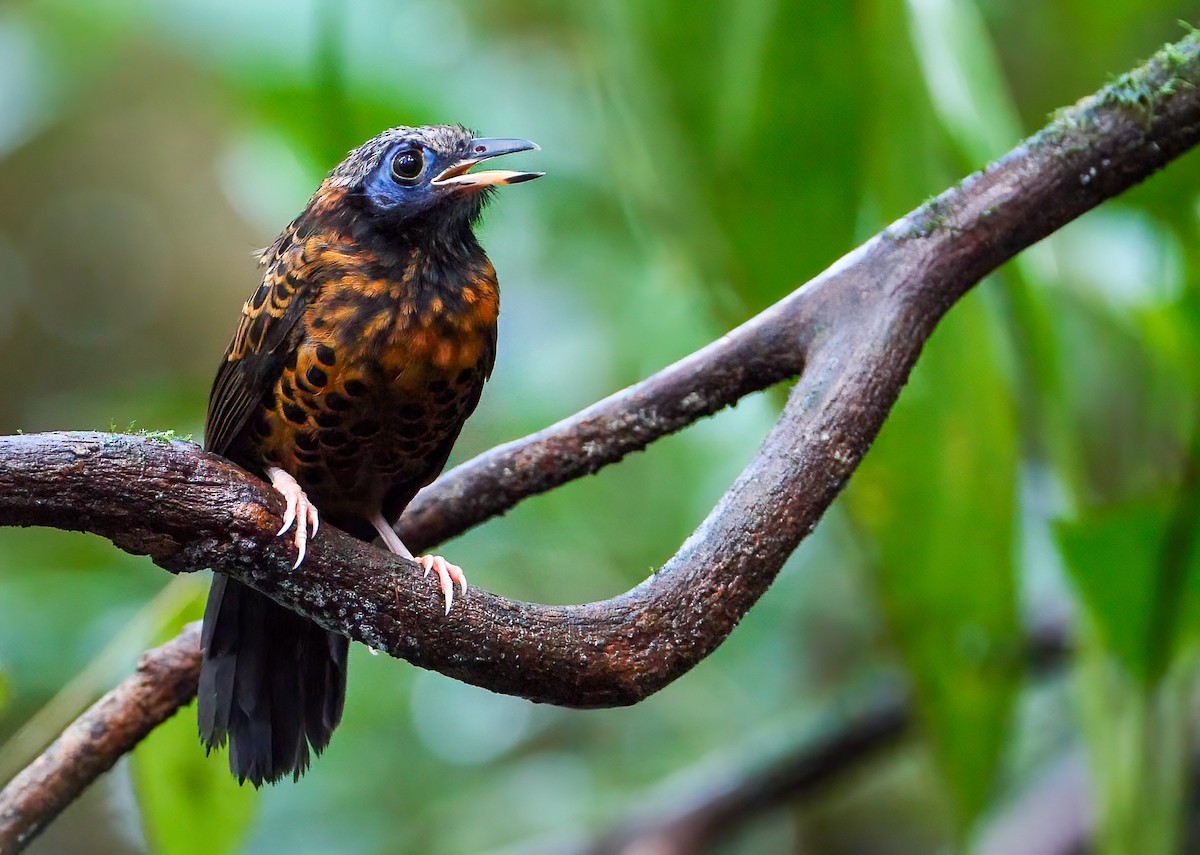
370;513;467;614
267;466;319;568
419;555;468;615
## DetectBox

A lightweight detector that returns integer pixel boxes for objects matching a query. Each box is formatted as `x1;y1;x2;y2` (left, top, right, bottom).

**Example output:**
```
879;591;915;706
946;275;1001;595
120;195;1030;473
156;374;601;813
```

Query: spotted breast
237;225;499;538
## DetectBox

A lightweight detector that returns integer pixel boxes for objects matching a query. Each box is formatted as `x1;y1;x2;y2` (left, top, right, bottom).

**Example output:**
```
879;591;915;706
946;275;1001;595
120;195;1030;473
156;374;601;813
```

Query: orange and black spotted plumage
198;125;542;786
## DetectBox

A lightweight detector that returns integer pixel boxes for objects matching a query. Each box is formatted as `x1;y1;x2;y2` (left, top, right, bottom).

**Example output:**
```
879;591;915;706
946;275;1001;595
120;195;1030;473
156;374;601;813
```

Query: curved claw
418;555;467;614
367;514;466;615
266;466;319;569
278;501;296;538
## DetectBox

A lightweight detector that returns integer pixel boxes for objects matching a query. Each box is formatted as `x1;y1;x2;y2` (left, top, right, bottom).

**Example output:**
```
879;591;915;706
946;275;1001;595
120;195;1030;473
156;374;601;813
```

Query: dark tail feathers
198;575;348;786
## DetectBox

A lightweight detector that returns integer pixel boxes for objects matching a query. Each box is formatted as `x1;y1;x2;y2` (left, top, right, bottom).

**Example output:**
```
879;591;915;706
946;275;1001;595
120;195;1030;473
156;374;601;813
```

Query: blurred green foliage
0;1;1198;853
850;296;1020;829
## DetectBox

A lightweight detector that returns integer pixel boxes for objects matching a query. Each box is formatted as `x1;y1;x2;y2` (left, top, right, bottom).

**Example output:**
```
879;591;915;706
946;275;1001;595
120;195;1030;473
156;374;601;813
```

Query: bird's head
326;125;542;235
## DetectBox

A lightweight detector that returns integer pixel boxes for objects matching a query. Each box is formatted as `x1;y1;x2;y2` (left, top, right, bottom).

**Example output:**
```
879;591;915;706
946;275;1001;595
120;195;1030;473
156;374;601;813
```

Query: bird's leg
267;466;319;568
370;513;466;614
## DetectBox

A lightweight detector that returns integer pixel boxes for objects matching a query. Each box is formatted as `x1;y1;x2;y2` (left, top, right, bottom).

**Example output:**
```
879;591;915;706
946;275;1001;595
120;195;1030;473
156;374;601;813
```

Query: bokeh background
1;1;1199;853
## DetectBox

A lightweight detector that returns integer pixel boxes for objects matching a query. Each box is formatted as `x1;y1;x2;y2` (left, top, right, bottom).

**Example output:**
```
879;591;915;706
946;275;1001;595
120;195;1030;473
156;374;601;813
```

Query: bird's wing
205;221;314;458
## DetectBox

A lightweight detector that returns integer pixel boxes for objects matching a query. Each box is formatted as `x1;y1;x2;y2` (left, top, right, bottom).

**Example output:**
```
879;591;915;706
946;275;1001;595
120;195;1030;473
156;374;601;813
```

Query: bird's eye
391;149;424;184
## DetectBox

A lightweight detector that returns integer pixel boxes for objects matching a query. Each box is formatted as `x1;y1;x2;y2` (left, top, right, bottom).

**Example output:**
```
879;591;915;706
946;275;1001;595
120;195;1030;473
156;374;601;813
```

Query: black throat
313;193;492;311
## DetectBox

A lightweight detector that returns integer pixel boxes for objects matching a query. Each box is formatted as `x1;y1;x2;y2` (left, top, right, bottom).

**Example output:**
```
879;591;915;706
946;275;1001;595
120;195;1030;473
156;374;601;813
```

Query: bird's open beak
431;138;543;189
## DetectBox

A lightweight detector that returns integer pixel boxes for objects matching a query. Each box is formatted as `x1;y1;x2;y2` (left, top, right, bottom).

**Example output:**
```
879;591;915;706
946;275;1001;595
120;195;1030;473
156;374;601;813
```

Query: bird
197;124;542;786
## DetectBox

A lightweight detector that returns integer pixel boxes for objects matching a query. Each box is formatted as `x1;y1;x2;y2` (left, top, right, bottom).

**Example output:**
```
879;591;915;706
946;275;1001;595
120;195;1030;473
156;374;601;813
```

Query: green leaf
905;0;1023;166
1075;637;1194;855
848;291;1020;828
580;2;868;324
1057;491;1200;686
131;700;258;855
130;584;258;855
1057;503;1167;685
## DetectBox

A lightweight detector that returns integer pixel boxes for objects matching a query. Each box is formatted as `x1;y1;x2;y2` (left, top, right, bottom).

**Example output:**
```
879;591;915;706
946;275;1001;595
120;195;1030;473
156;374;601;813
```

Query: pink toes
418;555;468;614
266;466;319;568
